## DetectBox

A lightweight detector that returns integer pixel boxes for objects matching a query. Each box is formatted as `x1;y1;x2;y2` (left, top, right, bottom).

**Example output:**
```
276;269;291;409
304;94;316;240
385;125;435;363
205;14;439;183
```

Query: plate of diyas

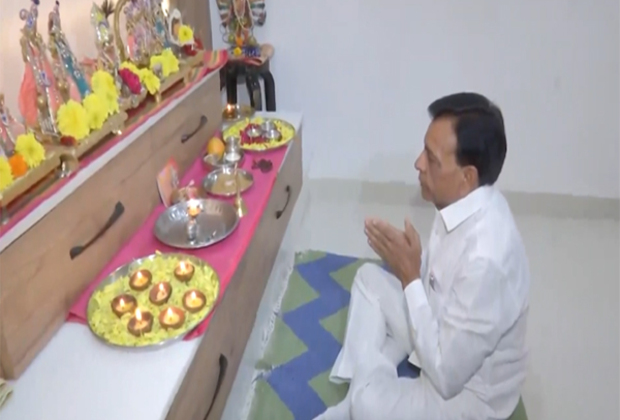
86;252;220;348
223;117;296;152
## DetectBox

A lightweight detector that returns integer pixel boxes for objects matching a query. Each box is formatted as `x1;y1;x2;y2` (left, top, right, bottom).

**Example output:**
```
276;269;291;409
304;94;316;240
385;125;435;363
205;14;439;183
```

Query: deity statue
147;0;170;50
18;0;61;139
0;95;26;157
48;1;91;101
119;0;163;66
216;0;266;49
89;0;119;74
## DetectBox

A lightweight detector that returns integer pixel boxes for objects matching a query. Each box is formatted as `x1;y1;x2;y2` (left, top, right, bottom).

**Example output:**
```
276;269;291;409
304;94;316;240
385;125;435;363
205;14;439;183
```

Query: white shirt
405;186;530;419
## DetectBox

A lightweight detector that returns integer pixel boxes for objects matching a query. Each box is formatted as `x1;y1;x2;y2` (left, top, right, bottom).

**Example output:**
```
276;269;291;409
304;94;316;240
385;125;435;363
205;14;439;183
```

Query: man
314;93;530;420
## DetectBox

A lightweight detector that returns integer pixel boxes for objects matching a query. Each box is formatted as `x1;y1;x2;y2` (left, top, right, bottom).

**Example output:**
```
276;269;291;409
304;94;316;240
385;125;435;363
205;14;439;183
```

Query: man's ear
462;165;479;188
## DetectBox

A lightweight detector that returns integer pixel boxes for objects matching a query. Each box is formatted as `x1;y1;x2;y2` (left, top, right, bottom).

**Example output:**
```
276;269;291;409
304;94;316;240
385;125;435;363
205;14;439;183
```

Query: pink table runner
0;50;228;239
67;144;289;340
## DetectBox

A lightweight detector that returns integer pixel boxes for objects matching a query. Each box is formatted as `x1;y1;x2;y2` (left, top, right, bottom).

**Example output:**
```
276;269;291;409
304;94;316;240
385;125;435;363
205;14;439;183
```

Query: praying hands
364;218;422;288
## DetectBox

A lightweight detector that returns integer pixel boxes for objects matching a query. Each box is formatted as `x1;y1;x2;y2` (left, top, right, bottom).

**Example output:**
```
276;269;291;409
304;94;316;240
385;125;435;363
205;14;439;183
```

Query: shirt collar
439;186;494;232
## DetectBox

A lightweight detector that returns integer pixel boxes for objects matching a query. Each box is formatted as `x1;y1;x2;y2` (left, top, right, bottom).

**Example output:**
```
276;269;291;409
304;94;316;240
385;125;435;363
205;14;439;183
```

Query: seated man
315;93;530;420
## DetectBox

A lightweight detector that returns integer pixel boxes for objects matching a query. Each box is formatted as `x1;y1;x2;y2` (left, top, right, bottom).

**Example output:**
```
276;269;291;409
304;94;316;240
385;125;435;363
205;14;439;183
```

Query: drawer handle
181;115;208;143
275;185;291;219
69;202;124;260
204;354;228;420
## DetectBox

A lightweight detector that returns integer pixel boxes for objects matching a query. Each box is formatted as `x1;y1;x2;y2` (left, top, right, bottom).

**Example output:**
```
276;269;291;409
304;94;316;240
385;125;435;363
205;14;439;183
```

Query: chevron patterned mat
248;251;419;420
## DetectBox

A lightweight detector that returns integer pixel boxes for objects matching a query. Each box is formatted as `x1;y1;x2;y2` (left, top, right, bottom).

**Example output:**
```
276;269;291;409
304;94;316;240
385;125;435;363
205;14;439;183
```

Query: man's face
415;117;470;209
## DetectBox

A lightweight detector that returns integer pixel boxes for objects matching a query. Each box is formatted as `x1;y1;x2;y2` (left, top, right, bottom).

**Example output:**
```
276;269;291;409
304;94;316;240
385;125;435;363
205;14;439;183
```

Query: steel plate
86;252;220;349
154;199;239;249
202;167;254;197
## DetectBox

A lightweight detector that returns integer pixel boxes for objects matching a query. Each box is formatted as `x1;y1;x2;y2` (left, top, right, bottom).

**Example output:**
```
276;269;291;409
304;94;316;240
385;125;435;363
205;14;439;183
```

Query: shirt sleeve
404;257;520;400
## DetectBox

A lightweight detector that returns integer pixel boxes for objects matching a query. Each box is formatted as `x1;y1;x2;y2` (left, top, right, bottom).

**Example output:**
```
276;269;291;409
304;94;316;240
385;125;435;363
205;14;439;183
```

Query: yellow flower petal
162;48;180;74
14;132;46;168
83;93;109;130
139;69;161;95
0;156;14;192
178;25;194;45
91;70;119;116
57;100;90;141
150;55;169;77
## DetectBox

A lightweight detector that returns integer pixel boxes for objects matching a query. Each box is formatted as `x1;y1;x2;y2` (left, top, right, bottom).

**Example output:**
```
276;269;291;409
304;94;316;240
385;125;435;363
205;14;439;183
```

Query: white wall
211;0;620;198
1;0;617;198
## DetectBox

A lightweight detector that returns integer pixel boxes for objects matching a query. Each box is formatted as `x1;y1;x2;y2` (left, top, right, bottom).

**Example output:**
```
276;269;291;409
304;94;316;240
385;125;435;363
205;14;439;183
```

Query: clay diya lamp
182;289;206;313
129;269;152;291
174;260;195;283
110;294;137;318
170;185;201;205
158;306;186;330
149;282;172;306
127;309;154;337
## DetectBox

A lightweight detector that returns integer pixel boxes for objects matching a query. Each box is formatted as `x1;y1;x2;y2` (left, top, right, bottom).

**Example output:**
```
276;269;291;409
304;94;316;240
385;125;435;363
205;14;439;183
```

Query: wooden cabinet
0;75;222;379
165;134;303;420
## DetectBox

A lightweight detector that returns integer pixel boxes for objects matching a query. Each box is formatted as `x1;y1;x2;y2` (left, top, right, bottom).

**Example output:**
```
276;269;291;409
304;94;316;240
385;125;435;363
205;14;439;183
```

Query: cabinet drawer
0;74;221;379
148;75;221;173
165;135;303;420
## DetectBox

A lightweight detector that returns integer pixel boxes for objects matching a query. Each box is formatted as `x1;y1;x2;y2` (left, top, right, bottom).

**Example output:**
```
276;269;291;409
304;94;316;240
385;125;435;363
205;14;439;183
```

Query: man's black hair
428;92;507;186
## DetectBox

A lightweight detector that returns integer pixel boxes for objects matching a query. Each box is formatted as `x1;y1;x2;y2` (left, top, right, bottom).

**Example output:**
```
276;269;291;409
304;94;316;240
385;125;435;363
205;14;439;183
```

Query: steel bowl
224;135;241;150
264;128;282;141
261;120;276;132
202;167;254;197
202;152;245;173
246;124;263;139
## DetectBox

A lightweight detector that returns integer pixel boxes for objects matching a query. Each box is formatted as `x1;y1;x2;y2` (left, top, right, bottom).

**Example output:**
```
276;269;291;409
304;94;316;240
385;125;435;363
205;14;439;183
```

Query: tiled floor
293;181;619;420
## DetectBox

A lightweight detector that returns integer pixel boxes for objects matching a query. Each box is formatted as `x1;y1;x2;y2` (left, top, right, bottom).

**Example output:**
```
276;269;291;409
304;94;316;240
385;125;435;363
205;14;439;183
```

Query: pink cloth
67;146;288;340
0;50;228;239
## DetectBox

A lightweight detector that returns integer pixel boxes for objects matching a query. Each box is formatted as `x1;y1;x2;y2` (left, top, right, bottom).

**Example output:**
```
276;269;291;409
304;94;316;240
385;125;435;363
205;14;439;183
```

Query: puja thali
154;199;239;249
86;252;220;348
223;117;296;152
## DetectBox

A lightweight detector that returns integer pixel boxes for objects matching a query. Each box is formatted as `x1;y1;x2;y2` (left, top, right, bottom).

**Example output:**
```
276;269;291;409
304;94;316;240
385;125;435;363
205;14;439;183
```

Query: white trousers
329;263;485;420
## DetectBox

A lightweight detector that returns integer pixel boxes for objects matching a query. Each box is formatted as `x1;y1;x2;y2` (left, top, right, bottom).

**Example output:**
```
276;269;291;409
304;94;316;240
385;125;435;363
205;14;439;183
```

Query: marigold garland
178;25;194;45
139;68;161;95
83;93;109;130
91;70;119;116
14;132;46;168
0;156;14;191
56;100;90;141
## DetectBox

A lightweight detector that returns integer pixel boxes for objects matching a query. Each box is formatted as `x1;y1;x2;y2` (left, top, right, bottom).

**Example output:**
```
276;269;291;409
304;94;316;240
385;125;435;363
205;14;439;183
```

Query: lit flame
190;291;197;300
159;283;165;292
167;308;173;317
161;0;170;15
135;309;142;321
119;298;125;308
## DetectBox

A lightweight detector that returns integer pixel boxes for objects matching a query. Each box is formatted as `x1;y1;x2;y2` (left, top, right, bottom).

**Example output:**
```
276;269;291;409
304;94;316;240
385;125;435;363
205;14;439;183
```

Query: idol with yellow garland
44;0;128;157
113;0;205;103
81;1;147;111
0;93;59;208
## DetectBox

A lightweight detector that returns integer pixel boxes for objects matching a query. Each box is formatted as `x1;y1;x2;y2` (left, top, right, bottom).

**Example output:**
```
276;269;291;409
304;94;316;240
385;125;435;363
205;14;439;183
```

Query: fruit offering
206;137;225;158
